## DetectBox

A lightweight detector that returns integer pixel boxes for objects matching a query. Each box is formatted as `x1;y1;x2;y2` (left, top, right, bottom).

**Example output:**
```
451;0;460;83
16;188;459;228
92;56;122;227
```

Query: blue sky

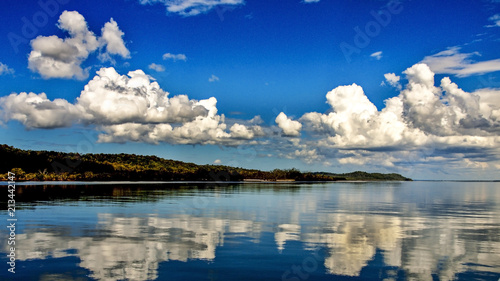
1;0;500;180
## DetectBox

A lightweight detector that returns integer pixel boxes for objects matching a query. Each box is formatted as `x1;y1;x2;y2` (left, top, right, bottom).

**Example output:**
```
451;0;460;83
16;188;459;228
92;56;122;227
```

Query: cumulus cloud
275;112;302;136
421;47;500;77
0;62;14;76
382;73;401;90
76;67;211;125
2;59;500;175
303;0;320;3
149;63;165;72
99;18;130;62
473;88;500;124
0;67;264;145
301;83;420;149
296;63;500;170
370;51;383;60
28;11;129;80
139;0;245;17
0;92;82;128
162;53;187;61
208;74;219;82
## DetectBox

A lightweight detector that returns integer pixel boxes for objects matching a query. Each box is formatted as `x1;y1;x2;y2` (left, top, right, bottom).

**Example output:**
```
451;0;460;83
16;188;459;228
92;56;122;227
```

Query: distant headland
0;144;411;182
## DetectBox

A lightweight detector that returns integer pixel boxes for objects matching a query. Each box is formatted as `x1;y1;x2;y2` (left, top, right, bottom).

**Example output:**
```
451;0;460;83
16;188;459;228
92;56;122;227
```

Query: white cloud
0;62;14;75
213;159;222;164
149;63;165;72
487;14;500;27
28;11;129;80
382;73;401;90
370;51;383;60
303;0;320;3
2;60;500;176
139;0;245;17
0;67;265;145
14;214;262;280
162;53;187;61
300;83;418;149
291;148;320;164
77;67;210;125
421;47;500;77
99;18;130;62
296;63;500;171
229;123;255;139
275;112;302;137
208;74;219;82
0;92;82;128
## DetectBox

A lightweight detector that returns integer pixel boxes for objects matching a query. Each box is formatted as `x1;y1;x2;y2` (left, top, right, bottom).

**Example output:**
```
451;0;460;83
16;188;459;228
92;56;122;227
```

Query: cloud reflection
11;214;261;281
3;183;500;281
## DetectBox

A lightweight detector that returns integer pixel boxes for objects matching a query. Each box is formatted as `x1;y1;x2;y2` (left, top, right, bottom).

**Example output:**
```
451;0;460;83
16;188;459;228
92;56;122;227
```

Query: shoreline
1;179;414;186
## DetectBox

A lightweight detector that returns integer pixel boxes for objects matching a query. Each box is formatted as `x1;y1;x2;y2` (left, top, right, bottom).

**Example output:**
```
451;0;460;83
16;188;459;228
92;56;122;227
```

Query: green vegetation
315;171;412;181
0;144;411;182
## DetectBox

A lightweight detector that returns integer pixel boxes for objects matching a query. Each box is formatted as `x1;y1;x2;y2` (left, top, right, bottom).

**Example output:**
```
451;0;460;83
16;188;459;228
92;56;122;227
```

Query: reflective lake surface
1;181;500;281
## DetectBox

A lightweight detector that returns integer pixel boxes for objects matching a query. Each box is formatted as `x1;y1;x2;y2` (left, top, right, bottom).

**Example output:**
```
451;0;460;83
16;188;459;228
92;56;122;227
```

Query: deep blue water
1;181;500;280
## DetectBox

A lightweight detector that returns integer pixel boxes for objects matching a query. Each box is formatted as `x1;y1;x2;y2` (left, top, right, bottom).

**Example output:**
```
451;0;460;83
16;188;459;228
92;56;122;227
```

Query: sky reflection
1;182;499;281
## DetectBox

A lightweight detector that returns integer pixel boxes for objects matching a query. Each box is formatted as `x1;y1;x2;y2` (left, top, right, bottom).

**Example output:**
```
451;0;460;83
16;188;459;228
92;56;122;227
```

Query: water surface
1;181;500;280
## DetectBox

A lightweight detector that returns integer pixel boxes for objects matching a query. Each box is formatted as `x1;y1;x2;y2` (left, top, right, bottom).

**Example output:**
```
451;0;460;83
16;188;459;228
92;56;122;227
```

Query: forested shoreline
0;144;411;182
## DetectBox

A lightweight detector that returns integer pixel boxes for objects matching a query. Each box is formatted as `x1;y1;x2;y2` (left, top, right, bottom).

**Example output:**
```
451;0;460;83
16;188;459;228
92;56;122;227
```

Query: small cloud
208;74;219;82
162;53;187;61
275;112;302;137
249;115;264;125
0;62;14;76
370;51;383;60
382;73;402;90
139;0;245;17
213;159;222;164
100;18;130;60
148;63;165;72
303;0;320;3
487;14;500;27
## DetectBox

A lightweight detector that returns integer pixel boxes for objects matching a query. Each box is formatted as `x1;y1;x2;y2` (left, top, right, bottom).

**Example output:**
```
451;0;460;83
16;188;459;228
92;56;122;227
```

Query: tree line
0;144;411;182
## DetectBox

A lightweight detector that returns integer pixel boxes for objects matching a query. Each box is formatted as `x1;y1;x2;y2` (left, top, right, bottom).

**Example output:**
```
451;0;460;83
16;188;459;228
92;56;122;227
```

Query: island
0;144;411;182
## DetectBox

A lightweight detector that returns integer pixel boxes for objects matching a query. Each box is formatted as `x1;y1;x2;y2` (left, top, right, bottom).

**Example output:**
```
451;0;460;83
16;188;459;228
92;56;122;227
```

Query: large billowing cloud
77;68;209;125
1;62;500;175
139;0;245;17
28;11;129;80
0;67;264;145
289;63;500;172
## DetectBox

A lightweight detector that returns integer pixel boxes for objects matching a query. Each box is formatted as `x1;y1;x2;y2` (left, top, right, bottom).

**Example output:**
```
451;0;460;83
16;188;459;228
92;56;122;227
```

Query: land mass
0;144;411;182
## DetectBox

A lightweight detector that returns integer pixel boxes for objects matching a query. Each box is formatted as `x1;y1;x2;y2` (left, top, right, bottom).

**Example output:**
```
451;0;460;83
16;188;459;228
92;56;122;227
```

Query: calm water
1;181;500;281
